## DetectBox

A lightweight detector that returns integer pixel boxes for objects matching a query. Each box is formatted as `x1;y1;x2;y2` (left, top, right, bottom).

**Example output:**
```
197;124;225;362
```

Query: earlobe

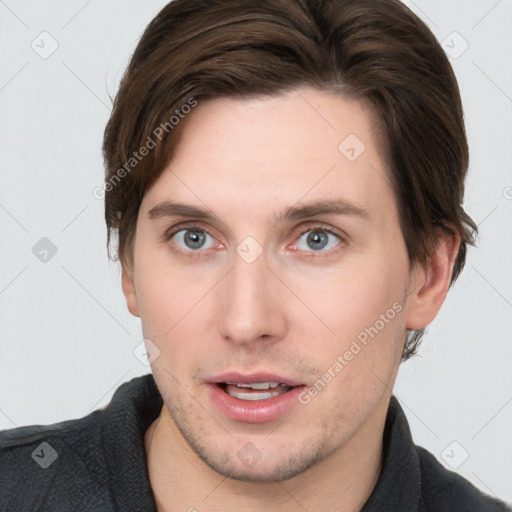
405;230;460;330
122;266;140;317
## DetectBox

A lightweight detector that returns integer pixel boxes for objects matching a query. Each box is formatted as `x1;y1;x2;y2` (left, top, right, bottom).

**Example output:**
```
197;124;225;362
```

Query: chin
182;428;331;483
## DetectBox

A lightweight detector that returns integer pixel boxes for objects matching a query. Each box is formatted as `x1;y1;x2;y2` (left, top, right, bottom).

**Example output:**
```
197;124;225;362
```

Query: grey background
1;0;511;504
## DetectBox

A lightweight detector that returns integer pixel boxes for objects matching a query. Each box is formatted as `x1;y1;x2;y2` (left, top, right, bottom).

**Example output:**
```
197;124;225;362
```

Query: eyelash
164;223;220;259
164;223;345;258
292;225;344;256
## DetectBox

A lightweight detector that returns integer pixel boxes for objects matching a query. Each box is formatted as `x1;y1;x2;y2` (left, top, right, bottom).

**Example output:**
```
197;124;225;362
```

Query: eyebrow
282;198;370;222
147;202;216;221
147;198;370;223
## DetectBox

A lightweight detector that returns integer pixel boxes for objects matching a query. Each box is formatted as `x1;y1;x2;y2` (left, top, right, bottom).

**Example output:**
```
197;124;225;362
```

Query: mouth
207;372;306;423
219;382;295;401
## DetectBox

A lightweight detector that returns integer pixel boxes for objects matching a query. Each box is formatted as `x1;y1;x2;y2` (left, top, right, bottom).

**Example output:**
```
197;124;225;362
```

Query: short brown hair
103;0;477;359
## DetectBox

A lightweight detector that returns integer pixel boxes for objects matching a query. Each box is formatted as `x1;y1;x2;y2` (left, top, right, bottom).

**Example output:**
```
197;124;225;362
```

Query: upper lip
207;372;305;387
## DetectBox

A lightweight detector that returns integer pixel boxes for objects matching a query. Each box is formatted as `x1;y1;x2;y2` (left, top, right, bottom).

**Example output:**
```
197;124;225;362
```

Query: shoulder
0;410;113;511
0;374;161;512
417;445;511;511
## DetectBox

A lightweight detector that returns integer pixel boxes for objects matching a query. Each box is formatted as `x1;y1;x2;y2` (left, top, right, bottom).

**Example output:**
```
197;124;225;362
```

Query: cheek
305;256;407;335
133;238;208;332
299;269;407;422
133;253;222;373
296;250;409;381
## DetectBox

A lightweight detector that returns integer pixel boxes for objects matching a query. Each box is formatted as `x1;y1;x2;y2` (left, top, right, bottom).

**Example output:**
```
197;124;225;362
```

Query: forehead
142;88;395;221
171;89;377;168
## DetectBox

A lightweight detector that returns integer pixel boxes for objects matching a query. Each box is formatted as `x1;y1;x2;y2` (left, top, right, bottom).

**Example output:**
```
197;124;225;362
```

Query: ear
122;266;140;317
405;229;460;330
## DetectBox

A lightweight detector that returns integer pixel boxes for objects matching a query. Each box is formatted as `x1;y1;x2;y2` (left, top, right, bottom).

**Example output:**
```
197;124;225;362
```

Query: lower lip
207;384;306;423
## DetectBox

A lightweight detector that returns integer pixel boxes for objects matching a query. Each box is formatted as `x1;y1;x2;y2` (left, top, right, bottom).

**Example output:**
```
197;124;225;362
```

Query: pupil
185;230;205;249
307;231;328;250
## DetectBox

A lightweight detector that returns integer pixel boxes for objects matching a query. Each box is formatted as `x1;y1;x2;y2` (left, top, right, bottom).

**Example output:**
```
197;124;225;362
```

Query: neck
144;398;388;512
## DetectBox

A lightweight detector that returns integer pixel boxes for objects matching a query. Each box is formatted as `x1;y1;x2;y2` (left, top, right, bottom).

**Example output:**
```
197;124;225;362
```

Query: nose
217;252;287;346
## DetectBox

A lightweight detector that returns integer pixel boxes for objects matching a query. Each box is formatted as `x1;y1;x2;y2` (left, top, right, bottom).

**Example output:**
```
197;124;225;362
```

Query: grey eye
173;229;214;250
296;230;340;252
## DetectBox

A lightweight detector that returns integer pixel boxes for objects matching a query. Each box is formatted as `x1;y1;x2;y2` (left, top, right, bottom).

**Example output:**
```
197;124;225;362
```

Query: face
124;88;419;482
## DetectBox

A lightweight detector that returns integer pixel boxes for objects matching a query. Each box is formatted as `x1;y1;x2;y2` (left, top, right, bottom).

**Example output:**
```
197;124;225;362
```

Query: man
1;0;510;510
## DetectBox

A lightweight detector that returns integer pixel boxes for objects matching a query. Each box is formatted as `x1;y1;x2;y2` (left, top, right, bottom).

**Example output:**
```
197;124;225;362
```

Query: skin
122;88;459;512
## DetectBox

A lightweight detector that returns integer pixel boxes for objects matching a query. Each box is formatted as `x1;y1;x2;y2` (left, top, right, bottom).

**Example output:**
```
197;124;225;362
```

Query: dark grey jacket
1;374;510;511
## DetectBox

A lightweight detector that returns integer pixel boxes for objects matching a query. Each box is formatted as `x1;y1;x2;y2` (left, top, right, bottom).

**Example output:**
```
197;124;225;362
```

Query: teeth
226;382;282;390
226;388;289;401
229;390;280;400
223;382;292;400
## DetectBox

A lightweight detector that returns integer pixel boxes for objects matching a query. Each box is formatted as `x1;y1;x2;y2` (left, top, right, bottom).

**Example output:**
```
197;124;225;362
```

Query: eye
172;229;216;251
294;228;342;252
